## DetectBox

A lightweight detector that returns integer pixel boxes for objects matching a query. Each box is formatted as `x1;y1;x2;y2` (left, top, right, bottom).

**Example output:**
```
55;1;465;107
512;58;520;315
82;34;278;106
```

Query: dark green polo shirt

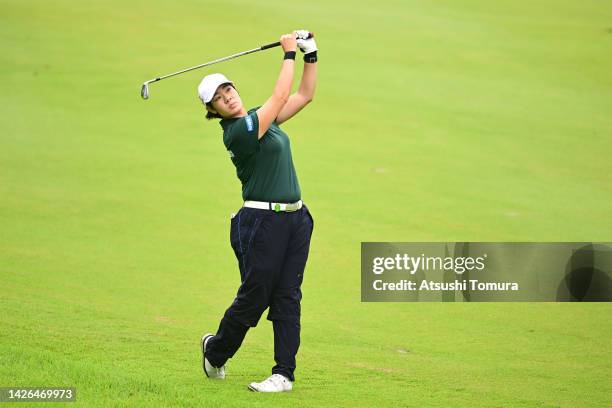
220;107;301;202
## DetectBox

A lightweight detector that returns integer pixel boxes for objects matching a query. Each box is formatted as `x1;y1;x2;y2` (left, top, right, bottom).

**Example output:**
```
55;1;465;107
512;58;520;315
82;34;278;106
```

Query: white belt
243;200;303;212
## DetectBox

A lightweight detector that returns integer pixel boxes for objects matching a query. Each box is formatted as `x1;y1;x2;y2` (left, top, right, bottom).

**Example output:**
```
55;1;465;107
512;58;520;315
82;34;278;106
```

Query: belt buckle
274;203;281;212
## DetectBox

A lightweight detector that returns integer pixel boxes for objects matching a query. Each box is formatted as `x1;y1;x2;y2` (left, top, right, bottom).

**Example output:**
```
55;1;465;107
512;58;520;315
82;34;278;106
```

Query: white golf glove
295;29;317;54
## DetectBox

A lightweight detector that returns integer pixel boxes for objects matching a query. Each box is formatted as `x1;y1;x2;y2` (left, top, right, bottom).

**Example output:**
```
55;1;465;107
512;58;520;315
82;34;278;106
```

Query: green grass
1;0;612;406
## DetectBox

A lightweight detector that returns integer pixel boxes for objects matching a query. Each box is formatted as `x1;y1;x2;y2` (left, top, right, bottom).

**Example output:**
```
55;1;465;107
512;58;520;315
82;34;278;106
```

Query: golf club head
141;82;149;100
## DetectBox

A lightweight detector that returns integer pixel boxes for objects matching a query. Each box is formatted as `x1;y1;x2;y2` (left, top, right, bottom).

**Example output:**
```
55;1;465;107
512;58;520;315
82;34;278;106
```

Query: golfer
198;30;317;393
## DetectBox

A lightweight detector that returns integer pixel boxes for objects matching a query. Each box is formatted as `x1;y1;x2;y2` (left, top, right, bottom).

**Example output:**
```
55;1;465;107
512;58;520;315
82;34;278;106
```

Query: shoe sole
247;384;292;392
201;334;214;378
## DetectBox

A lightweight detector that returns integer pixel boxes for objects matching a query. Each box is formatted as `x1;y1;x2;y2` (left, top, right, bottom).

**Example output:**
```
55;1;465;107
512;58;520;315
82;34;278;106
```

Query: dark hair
205;103;223;120
204;83;236;120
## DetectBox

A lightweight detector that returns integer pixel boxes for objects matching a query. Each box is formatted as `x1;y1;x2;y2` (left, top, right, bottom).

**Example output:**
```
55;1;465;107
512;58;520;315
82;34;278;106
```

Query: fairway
2;0;612;406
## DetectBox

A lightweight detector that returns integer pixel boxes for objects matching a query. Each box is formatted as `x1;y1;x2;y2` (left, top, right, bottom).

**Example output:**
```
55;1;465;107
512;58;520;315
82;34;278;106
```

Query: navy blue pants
205;204;314;382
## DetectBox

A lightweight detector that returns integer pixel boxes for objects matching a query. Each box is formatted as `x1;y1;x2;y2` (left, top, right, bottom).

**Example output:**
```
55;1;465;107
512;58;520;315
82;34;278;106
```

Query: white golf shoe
201;334;225;379
248;374;293;392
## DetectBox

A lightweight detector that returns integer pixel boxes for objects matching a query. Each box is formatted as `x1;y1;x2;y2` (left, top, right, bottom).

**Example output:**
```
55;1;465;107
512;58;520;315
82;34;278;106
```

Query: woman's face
209;84;244;118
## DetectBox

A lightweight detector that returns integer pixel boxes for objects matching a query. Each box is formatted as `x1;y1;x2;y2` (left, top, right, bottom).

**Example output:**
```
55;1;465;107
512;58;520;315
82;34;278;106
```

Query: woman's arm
256;33;297;139
275;61;317;125
275;32;318;125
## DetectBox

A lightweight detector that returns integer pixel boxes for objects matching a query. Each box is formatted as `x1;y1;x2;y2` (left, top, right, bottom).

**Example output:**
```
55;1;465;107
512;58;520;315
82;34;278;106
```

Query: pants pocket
229;208;243;259
304;205;314;234
230;208;265;259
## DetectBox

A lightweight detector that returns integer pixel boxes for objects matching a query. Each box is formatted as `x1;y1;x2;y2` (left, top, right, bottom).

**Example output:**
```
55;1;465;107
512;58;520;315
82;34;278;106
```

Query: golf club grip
261;41;281;50
260;32;314;50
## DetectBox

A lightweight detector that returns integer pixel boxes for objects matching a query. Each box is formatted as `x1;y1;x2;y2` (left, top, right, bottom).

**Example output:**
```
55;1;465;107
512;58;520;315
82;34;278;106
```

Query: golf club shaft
146;41;281;84
141;32;313;99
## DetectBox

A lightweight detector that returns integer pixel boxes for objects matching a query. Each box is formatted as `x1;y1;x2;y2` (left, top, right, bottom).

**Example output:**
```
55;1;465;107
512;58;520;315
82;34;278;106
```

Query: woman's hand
280;33;297;53
296;30;317;54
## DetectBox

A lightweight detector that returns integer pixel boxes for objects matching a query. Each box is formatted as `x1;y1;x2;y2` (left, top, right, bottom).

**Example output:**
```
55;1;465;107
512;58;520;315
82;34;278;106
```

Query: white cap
198;73;233;103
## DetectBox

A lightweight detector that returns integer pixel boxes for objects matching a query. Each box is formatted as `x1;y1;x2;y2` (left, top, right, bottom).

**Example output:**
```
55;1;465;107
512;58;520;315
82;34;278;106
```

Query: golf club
140;32;313;100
